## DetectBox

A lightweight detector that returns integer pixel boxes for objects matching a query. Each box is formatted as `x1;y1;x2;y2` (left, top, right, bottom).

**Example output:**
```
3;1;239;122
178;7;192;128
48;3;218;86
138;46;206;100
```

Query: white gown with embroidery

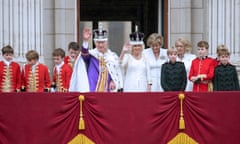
121;54;151;92
143;48;168;92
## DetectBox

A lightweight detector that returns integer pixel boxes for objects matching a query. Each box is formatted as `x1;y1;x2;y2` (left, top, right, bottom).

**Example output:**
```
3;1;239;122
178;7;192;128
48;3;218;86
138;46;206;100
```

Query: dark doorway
80;0;160;42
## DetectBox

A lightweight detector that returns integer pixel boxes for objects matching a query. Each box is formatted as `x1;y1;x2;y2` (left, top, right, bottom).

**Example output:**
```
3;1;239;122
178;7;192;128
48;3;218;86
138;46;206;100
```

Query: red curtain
0;92;240;144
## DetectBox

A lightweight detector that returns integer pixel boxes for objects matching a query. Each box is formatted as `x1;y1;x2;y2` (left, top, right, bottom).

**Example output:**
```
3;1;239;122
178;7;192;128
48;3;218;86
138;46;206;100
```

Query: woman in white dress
175;38;196;91
119;28;152;92
143;33;168;92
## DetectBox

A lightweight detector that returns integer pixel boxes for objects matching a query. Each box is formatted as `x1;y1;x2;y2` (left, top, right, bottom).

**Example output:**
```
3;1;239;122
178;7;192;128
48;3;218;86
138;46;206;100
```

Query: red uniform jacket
189;57;215;92
52;63;72;92
0;61;21;92
21;63;51;92
64;56;74;68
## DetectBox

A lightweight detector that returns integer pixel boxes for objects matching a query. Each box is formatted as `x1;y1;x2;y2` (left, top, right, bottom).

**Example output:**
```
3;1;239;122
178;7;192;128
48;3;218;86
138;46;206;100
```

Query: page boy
189;41;215;92
213;46;239;91
0;45;21;92
52;48;72;92
64;42;80;68
161;47;187;91
21;50;51;92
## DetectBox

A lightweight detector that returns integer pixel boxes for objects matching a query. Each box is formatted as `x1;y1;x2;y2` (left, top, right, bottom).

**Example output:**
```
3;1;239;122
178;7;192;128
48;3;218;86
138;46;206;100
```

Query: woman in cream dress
143;33;168;92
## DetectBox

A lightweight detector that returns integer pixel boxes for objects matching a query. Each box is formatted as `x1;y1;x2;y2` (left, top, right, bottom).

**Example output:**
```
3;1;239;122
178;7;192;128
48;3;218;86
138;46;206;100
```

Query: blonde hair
175;38;192;52
217;44;228;55
167;46;178;55
147;33;164;47
217;45;230;57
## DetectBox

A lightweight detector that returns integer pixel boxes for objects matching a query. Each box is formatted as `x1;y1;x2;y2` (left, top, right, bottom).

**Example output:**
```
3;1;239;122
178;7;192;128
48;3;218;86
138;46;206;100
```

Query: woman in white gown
119;28;152;92
143;33;168;92
175;38;196;91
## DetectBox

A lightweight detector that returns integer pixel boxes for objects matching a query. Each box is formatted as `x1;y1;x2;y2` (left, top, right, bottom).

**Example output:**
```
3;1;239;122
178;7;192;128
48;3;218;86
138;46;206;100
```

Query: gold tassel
79;117;85;130
79;95;85;130
168;94;198;144
179;93;185;130
179;117;185;130
68;95;96;144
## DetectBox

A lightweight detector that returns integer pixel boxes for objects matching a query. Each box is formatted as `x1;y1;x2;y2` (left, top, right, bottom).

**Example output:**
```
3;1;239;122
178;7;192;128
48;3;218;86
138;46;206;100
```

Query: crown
129;25;144;45
93;22;108;41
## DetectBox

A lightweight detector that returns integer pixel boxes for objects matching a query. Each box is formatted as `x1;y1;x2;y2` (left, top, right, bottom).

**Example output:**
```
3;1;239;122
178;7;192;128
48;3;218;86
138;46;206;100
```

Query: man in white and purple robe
80;23;123;92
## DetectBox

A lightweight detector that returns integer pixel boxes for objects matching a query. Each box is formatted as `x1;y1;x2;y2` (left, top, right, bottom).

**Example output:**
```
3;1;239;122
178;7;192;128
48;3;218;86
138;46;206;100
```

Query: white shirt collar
3;58;12;66
31;62;39;73
56;61;64;74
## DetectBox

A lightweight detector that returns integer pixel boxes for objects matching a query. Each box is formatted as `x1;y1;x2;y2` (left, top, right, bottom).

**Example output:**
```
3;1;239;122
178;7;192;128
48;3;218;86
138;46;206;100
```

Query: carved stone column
207;0;240;57
0;0;43;63
207;0;240;80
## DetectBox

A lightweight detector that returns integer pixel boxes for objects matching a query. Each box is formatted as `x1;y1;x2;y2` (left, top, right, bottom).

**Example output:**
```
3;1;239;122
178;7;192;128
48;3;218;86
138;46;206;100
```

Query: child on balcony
64;42;80;68
51;48;72;92
21;50;51;92
0;45;21;92
213;46;239;91
189;41;215;92
161;47;187;91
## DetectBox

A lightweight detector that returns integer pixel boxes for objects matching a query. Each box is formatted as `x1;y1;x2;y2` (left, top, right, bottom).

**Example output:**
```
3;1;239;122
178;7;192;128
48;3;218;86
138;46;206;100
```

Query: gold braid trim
95;57;108;92
2;65;12;92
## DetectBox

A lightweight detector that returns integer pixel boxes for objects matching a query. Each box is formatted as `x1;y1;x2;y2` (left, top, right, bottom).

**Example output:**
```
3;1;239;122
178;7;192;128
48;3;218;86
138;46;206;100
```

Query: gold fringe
68;134;95;144
167;132;198;144
178;93;185;130
79;95;85;130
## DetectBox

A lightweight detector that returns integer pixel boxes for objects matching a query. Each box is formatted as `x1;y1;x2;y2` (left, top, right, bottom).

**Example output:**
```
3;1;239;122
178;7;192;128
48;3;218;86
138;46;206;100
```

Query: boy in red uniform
189;41;215;92
64;42;80;68
0;45;21;92
51;48;72;92
21;50;51;92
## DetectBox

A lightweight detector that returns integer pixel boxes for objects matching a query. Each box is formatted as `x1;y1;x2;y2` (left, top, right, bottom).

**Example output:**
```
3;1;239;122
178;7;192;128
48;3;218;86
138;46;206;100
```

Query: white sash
69;55;90;92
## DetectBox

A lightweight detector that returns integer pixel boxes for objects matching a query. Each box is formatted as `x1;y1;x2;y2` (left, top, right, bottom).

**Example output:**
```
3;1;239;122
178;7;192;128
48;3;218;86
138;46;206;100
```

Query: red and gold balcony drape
0;92;239;144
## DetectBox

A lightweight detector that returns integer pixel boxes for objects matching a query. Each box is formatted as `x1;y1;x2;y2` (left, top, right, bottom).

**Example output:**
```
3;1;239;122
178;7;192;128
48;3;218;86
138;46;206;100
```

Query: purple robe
82;47;112;92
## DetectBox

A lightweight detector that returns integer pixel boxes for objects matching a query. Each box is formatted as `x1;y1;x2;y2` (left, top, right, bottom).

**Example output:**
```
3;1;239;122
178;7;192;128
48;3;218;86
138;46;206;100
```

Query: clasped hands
191;74;207;83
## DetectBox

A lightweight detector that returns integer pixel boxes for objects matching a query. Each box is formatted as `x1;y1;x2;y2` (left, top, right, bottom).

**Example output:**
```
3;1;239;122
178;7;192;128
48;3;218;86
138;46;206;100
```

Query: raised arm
119;42;131;64
81;28;92;61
